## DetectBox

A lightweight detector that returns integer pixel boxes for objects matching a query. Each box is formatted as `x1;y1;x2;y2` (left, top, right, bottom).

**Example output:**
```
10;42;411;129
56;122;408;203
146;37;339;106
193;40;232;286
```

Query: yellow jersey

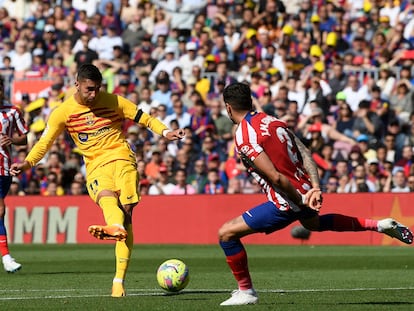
26;91;168;174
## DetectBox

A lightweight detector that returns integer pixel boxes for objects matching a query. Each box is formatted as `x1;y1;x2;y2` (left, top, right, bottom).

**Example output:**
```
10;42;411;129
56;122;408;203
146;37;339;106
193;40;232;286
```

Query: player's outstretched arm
289;129;323;211
10;160;31;176
162;129;185;141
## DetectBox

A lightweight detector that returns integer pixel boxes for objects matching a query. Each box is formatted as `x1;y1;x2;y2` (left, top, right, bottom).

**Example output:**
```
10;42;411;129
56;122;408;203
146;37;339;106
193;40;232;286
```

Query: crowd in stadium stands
2;0;414;195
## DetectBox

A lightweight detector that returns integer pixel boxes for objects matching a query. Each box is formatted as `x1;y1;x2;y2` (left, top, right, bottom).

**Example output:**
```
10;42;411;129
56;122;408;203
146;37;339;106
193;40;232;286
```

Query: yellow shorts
86;160;140;205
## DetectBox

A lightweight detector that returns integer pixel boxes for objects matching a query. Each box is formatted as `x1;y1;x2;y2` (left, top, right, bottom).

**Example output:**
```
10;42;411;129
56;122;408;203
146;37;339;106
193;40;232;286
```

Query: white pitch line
0;287;413;301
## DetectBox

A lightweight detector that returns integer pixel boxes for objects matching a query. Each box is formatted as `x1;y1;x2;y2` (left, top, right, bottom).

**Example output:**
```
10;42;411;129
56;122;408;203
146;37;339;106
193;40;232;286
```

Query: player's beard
80;93;97;106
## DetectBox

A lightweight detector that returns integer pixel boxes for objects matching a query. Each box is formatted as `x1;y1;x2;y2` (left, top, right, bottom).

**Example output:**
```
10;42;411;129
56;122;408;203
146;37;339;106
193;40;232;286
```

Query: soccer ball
156;259;189;292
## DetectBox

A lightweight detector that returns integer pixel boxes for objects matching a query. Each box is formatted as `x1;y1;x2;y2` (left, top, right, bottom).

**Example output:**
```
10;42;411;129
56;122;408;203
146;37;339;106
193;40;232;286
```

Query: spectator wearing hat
30;48;48;77
39;23;60;53
149;46;180;84
355;133;377;161
178;41;204;81
366;157;382;190
298;105;357;156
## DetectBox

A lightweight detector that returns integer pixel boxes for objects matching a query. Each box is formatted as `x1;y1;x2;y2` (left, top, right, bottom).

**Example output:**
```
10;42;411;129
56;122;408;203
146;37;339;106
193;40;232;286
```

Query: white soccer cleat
3;258;22;273
378;218;413;244
220;289;258;306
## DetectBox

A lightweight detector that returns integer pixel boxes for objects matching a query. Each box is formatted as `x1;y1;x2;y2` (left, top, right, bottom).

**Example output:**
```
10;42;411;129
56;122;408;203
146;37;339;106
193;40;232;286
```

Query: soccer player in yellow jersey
10;64;185;297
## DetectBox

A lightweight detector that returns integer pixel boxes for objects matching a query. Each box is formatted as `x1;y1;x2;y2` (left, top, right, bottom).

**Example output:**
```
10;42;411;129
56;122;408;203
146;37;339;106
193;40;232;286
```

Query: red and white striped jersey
0;102;28;176
234;111;312;211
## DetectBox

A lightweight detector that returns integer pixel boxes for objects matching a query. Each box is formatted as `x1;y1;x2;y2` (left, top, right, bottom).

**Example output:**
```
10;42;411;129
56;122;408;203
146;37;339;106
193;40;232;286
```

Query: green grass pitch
1;244;413;310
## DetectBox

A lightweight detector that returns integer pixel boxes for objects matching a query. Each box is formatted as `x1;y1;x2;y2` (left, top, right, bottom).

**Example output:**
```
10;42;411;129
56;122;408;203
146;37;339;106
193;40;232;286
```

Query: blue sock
219;239;244;256
0;219;6;235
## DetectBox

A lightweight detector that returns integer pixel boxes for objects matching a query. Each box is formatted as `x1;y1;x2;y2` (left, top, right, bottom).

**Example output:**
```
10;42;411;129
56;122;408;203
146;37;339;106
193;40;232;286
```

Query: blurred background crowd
2;0;414;196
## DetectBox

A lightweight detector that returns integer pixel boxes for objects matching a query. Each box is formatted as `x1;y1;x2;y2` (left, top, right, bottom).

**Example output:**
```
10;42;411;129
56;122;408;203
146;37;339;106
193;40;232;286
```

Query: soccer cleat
88;225;127;242
220;289;258;306
111;282;126;297
378;218;413;244
3;258;22;273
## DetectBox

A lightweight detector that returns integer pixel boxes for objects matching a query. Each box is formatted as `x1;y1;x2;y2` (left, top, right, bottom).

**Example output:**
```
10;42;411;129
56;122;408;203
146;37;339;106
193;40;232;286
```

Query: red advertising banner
5;193;414;246
11;79;54;105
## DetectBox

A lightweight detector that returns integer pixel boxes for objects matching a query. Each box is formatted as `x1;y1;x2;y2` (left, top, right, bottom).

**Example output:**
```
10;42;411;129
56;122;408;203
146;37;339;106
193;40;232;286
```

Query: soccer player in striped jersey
218;83;413;306
10;64;185;297
0;77;28;273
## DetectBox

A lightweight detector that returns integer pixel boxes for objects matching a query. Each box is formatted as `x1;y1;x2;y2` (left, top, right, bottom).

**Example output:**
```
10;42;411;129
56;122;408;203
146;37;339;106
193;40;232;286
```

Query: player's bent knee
218;225;234;242
96;190;118;203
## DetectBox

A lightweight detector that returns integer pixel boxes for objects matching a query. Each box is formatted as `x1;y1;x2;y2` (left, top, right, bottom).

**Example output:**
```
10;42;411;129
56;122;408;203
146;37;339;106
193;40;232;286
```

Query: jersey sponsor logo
78;133;89;142
78;127;110;142
126;195;134;200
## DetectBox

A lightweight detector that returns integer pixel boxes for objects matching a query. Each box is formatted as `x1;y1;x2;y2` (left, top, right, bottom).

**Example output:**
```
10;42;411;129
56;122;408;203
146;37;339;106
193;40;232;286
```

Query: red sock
0;234;9;256
225;248;252;290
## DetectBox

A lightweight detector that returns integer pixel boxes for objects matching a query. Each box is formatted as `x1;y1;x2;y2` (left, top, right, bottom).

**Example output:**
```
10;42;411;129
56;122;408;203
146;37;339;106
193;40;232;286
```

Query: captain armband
134;109;144;123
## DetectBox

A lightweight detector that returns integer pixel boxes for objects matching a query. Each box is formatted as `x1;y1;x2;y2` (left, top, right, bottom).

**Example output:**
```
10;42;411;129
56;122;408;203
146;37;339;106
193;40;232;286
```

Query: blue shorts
242;201;318;234
0;176;12;199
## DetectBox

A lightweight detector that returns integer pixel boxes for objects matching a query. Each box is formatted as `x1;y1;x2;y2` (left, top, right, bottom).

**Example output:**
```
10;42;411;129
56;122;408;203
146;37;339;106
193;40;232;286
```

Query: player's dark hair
223;82;253;111
77;64;102;83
